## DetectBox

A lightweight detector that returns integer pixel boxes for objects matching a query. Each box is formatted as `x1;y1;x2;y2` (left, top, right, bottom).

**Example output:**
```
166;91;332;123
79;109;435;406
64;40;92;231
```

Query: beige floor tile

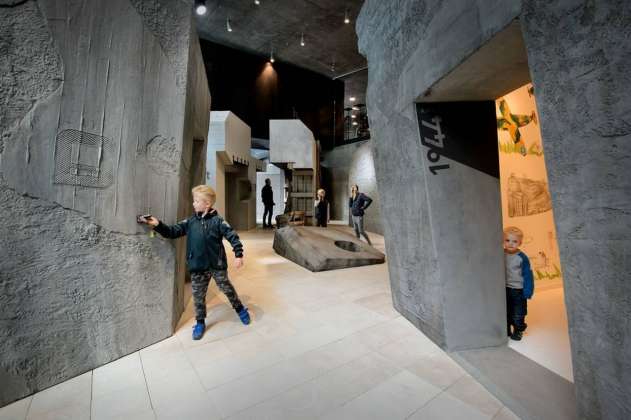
250;316;299;341
352;317;418;351
27;403;91;420
408;392;492;420
154;393;221;420
319;370;441;420
140;335;183;356
405;351;466;390
194;343;285;390
0;396;31;420
141;347;195;383
183;339;232;369
493;406;522;420
146;368;206;412
230;351;402;420
272;324;349;359
92;352;146;397
375;333;442;368
91;384;152;420
221;329;272;353
209;332;371;418
445;375;504;417
27;372;92;419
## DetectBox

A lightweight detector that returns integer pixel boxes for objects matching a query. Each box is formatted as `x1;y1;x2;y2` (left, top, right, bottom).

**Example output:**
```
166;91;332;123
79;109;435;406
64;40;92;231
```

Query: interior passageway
1;228;520;420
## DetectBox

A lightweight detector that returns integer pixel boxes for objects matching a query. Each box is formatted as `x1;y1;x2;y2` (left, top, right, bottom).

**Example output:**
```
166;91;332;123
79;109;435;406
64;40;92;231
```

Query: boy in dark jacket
504;226;534;341
142;185;250;340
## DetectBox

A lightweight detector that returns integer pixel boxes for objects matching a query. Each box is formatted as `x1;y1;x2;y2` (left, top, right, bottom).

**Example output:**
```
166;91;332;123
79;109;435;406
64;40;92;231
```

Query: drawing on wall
507;173;552;217
497;98;538;156
143;135;178;176
54;129;114;188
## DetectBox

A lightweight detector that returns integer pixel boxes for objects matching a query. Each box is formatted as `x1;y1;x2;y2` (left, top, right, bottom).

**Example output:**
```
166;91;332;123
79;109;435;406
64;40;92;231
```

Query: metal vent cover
53;129;114;188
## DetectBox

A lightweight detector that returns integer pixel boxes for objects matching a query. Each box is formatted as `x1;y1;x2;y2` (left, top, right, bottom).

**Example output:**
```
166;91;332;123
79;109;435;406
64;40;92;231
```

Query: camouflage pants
190;270;244;321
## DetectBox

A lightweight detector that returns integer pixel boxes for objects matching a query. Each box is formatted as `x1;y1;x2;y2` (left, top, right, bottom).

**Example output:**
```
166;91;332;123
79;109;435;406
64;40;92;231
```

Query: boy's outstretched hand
235;257;244;269
138;215;159;226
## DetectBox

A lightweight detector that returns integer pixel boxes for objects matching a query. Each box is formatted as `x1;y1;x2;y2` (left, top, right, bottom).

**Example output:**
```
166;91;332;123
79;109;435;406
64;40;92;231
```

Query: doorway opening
495;83;571;381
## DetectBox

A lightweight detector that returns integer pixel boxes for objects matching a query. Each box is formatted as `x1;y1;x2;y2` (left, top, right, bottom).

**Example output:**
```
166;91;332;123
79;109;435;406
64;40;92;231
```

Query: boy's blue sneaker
238;308;251;325
192;322;205;340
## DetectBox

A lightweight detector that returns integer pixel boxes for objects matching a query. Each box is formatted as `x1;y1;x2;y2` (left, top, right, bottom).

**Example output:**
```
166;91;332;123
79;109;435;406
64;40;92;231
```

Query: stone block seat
273;225;385;272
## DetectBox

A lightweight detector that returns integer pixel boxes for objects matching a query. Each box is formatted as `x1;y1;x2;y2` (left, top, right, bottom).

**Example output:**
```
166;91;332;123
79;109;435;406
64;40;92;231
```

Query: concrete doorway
417;19;576;419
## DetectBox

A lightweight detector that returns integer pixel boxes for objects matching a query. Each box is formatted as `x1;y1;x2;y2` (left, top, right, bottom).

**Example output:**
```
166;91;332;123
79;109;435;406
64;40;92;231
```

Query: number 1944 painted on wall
421;116;450;175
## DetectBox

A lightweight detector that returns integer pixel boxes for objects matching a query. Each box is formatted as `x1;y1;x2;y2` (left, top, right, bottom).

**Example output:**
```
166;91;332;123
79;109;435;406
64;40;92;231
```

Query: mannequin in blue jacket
504;226;534;341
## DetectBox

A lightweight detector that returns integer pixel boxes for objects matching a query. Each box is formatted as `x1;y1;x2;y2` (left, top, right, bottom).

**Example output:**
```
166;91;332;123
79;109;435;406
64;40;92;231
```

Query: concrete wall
357;0;631;418
321;140;383;235
206;111;258;230
269;119;317;170
520;2;631;418
0;0;210;406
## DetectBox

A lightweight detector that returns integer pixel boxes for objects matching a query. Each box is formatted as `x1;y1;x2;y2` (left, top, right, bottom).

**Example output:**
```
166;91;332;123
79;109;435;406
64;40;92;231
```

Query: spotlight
344;9;350;24
195;0;207;16
352;106;359;111
254;0;260;4
352;121;358;126
226;18;232;32
300;33;305;47
270;51;275;63
351;115;356;119
349;96;356;102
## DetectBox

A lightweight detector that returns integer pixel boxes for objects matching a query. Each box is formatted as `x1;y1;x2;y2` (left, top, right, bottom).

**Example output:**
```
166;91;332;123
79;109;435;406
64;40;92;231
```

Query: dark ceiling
194;0;367;106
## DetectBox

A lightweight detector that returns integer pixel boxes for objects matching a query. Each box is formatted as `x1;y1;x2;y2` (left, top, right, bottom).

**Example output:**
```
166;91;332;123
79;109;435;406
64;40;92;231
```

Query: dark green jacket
154;210;243;273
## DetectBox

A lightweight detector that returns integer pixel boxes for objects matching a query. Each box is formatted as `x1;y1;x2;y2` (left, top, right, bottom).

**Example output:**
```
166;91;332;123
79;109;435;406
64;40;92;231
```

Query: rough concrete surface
0;0;63;154
357;0;630;418
0;0;210;407
321;140;383;235
0;181;174;404
273;226;385;272
520;2;631;418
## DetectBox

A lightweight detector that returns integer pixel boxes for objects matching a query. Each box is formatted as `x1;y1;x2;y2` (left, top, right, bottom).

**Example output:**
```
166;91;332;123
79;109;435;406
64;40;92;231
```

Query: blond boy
504;226;534;341
142;185;249;340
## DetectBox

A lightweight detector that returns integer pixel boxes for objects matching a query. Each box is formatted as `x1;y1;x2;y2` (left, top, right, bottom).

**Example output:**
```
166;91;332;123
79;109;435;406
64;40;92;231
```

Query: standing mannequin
349;184;373;245
261;178;274;228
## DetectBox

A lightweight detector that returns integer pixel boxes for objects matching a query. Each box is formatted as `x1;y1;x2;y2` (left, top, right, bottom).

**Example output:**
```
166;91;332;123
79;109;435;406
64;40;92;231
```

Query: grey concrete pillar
521;2;631;418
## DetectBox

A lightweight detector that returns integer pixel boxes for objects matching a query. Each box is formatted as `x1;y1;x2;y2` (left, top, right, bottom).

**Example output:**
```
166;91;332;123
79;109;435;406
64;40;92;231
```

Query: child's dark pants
191;270;244;321
506;287;527;333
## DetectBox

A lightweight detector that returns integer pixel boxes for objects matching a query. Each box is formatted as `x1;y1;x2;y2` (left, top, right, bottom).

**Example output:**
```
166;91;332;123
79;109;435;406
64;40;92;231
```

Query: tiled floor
1;227;521;420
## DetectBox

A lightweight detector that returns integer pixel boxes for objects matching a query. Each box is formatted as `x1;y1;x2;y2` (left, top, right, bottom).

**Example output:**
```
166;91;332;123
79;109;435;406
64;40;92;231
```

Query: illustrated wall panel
496;83;563;284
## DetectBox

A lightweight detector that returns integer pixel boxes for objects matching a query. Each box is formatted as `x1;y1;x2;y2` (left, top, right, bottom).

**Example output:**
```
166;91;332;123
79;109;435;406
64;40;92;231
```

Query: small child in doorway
504;226;534;341
140;185;250;340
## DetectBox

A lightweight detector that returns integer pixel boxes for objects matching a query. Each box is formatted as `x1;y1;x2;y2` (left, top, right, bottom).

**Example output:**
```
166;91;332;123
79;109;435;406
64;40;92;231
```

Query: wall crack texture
128;0;192;91
0;0;63;153
0;180;175;406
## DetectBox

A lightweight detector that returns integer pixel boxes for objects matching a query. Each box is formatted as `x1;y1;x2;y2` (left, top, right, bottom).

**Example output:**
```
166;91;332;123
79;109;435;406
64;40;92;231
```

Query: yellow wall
496;83;563;283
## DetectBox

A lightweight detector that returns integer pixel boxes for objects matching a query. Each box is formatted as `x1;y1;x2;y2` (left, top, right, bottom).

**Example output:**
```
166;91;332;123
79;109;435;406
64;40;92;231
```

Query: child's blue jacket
518;251;535;299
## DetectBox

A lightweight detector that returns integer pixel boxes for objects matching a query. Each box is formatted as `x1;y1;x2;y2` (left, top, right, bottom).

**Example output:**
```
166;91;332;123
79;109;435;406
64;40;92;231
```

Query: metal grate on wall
53;129;114;188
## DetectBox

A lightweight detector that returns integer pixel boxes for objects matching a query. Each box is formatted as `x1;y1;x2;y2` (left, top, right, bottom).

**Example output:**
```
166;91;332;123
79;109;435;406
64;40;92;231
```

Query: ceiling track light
300;33;305;47
226;18;232;32
344;9;350;24
270;46;275;63
194;0;207;16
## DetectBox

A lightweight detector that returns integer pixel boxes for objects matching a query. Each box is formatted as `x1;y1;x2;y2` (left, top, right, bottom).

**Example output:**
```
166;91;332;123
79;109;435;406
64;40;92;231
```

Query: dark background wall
200;40;344;150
